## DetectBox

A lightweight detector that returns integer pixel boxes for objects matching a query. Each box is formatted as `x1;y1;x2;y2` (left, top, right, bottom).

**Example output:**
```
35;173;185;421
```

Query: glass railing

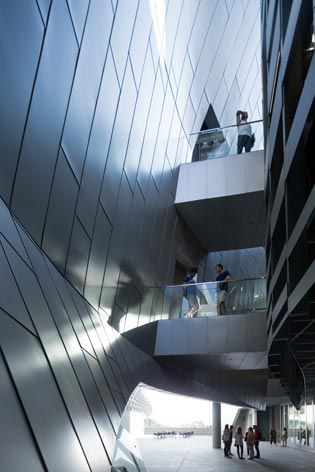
163;277;266;319
190;120;263;161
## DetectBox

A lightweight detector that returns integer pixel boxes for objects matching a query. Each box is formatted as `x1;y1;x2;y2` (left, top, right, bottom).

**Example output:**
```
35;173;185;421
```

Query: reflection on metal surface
112;386;149;471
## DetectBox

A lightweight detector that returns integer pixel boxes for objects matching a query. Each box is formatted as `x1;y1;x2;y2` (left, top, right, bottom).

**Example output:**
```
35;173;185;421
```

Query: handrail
190;119;263;137
166;276;266;290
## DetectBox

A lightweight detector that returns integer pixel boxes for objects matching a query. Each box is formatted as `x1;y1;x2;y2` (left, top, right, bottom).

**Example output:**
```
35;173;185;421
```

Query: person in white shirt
236;110;252;153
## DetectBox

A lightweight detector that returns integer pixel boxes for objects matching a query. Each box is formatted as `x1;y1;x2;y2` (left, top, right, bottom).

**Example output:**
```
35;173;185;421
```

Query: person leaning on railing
215;264;231;316
236;110;253;153
183;267;200;318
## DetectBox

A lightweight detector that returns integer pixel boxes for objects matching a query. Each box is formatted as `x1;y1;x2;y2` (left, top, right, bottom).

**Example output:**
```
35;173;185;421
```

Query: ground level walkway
137;436;315;471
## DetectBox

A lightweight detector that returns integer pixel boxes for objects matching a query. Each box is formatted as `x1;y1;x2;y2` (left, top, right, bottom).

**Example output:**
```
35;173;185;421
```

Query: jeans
236;445;243;458
224;443;230;457
254;441;260;458
237;134;251;153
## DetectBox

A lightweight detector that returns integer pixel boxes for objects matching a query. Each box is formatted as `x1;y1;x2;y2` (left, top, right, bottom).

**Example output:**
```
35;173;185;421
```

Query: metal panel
171;1;200;86
245;150;265;192
62;0;113;181
0;238;36;334
0;198;31;266
227;314;247;351
207;316;228;353
225;154;245;196
91;316;123;390
84;350;121;435
0;312;91;472
45;258;96;356
110;0;138;82
108;357;129;400
66;0;89;44
124;49;155;190
169;319;189;355
42;150;79;272
65;217;91;293
129;0;152;87
0;352;45;472
106;326;134;392
100;61;137;222
101;174;133;312
11;0;78;243
138;176;158;263
16;234;116;470
76;51;119;237
68;284;104;357
36;0;51;24
0;1;43;204
188;317;208;353
77;351;117;463
137;70;164;196
190;160;207;201
84;205;112;308
121;184;145;271
247;314;267;352
206;157;226;198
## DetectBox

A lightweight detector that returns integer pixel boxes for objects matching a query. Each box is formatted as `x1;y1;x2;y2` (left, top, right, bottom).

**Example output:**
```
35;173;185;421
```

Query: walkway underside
123;315;268;409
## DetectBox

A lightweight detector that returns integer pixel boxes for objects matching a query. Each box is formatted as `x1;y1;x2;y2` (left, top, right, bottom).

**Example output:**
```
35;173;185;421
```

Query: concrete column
212;402;221;449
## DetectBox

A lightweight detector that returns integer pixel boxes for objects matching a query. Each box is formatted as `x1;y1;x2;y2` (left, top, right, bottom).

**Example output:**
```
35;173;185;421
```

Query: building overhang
175;150;265;251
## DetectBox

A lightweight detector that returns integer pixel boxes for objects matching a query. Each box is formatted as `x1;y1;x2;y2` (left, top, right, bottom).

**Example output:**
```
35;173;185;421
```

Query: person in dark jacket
270;427;277;445
253;425;261;458
214;264;231;315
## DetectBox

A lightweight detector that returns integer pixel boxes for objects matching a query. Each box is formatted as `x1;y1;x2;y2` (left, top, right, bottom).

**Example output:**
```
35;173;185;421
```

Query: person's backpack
249;133;255;149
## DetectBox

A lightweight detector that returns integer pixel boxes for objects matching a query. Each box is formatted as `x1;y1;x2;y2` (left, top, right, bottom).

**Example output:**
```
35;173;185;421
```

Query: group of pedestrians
222;424;262;460
182;264;231;318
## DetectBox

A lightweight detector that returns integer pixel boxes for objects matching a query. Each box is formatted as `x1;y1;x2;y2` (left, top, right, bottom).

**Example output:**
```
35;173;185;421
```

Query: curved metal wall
0;1;263;469
0;0;261;332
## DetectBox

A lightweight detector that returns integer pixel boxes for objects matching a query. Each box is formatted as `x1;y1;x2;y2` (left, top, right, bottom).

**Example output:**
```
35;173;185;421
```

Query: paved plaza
137;436;315;472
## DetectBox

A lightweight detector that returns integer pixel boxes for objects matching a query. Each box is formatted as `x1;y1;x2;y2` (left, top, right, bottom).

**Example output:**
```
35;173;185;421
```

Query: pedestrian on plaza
253;424;262;458
222;424;231;458
281;427;288;447
234;427;245;459
247;427;255;460
297;427;302;445
228;425;234;457
270;427;277;445
306;428;310;446
244;431;250;456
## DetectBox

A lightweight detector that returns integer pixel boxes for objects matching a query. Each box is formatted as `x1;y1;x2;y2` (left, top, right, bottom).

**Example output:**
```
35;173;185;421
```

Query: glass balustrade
163;278;266;319
190;120;263;161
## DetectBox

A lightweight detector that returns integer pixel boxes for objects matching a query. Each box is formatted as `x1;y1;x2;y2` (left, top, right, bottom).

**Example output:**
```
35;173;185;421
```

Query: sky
141;386;239;428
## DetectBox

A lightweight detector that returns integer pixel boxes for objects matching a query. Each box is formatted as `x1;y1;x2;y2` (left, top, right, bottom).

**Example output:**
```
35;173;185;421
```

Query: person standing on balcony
183;267;200;317
215;264;231;315
236;110;252;153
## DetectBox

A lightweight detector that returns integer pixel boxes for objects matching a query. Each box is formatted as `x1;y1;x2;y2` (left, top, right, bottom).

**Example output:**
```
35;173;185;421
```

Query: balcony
164;277;266;318
175;121;265;251
123;278;268;408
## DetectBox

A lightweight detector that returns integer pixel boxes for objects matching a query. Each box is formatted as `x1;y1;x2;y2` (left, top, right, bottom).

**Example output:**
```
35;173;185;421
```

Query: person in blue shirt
183;267;200;317
215;264;231;315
